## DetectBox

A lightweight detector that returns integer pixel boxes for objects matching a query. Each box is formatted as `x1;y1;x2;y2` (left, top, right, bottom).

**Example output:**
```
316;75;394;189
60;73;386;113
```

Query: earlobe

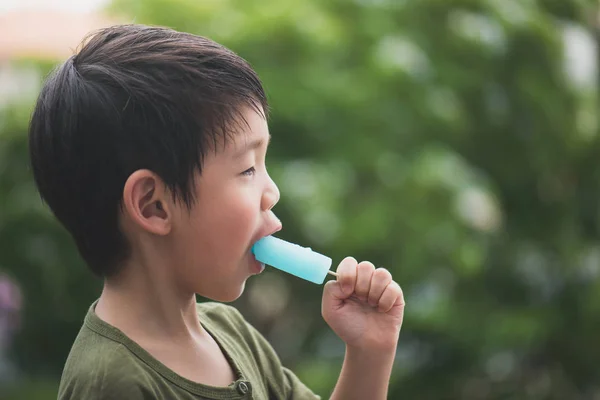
122;170;172;235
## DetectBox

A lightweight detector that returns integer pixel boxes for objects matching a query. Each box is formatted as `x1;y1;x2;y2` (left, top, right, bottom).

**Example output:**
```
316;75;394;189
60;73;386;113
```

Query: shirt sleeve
281;366;323;400
58;345;159;400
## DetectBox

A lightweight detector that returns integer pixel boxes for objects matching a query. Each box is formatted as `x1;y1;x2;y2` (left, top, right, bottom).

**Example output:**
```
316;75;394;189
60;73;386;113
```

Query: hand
322;257;405;352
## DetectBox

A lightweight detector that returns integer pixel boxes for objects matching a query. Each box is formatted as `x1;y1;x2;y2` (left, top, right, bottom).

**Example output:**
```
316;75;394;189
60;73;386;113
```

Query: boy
29;24;404;399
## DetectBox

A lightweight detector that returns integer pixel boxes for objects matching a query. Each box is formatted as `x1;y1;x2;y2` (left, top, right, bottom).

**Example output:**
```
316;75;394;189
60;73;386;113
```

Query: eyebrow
234;133;271;158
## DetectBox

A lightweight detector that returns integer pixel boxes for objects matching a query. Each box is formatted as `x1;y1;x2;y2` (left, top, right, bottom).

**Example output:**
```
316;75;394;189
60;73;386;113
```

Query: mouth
250;257;266;274
251;224;283;250
249;224;282;274
264;224;283;239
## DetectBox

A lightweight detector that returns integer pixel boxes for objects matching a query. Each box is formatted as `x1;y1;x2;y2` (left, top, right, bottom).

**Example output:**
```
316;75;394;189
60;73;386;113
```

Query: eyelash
242;166;256;177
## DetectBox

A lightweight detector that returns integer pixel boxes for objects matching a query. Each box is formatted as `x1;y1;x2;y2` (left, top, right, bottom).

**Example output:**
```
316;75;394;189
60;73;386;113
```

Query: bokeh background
1;0;599;399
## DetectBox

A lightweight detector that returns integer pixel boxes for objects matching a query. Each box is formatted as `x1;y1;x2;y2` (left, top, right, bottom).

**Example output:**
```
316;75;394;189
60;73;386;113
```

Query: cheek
195;186;258;248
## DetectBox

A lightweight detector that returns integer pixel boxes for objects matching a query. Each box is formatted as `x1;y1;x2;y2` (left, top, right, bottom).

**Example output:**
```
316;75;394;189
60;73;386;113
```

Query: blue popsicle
252;236;337;284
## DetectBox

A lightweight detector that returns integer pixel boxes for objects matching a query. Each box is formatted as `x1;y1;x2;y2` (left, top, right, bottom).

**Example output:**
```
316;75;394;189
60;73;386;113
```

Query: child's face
170;106;281;302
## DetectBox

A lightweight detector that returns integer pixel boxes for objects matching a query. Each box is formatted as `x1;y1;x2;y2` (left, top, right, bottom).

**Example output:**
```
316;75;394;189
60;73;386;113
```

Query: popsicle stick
327;270;338;278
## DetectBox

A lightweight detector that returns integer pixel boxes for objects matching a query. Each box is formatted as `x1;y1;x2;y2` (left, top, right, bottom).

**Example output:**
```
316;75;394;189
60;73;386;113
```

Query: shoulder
196;302;268;349
196;302;249;331
196;303;278;370
58;327;156;400
197;302;320;399
196;302;274;358
196;301;243;317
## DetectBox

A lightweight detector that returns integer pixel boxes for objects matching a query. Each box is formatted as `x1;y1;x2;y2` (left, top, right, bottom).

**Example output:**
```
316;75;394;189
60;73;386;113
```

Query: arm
330;345;397;400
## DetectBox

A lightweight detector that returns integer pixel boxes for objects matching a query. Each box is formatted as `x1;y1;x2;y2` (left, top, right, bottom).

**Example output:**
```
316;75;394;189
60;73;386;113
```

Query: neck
95;251;205;342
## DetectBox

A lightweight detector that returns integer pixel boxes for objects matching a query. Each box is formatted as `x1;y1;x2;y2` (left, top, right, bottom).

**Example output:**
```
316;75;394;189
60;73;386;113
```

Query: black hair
28;24;268;277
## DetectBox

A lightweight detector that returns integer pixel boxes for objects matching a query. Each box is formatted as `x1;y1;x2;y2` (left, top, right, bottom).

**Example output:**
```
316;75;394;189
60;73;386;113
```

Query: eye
242;166;256;177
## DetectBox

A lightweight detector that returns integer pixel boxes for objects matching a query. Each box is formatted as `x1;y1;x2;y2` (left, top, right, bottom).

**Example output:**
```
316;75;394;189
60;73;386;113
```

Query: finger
368;268;393;307
322;280;345;316
378;281;404;313
336;257;358;297
355;261;376;300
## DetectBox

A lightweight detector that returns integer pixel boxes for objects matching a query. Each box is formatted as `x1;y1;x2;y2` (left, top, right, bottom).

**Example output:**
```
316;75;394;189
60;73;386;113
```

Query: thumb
321;280;346;315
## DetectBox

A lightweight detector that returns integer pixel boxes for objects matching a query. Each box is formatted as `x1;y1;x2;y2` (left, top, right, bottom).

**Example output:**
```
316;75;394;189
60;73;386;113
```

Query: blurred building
0;7;120;106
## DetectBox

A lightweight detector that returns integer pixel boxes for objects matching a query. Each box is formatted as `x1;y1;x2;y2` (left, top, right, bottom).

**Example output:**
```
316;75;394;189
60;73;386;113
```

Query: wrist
345;342;397;364
330;342;396;400
345;332;399;354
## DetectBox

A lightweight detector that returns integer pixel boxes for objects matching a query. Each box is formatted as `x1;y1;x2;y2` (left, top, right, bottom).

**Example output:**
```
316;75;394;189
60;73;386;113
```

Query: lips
254;222;282;246
250;253;265;274
248;223;282;260
264;224;283;239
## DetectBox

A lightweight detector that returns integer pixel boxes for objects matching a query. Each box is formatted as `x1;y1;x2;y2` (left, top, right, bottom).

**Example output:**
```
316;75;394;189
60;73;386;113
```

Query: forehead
223;107;270;153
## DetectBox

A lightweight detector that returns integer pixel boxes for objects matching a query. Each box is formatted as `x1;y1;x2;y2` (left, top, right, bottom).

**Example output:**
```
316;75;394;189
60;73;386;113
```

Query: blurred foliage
1;0;599;399
2;379;58;400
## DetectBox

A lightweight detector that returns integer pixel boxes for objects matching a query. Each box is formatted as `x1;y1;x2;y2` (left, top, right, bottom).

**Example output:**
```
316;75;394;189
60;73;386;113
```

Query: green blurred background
1;0;599;398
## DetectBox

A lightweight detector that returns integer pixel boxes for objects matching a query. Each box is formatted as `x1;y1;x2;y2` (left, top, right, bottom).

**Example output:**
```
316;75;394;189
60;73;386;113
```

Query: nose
261;173;280;212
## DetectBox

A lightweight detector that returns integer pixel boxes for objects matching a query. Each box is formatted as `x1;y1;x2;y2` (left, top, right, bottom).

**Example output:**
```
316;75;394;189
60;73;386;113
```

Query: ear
122;169;172;236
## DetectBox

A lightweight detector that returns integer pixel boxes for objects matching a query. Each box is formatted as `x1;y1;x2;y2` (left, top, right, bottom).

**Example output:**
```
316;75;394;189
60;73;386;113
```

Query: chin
203;281;246;303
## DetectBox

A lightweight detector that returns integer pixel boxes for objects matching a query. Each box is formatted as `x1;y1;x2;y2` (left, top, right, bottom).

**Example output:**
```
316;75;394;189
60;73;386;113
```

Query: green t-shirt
58;301;321;400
